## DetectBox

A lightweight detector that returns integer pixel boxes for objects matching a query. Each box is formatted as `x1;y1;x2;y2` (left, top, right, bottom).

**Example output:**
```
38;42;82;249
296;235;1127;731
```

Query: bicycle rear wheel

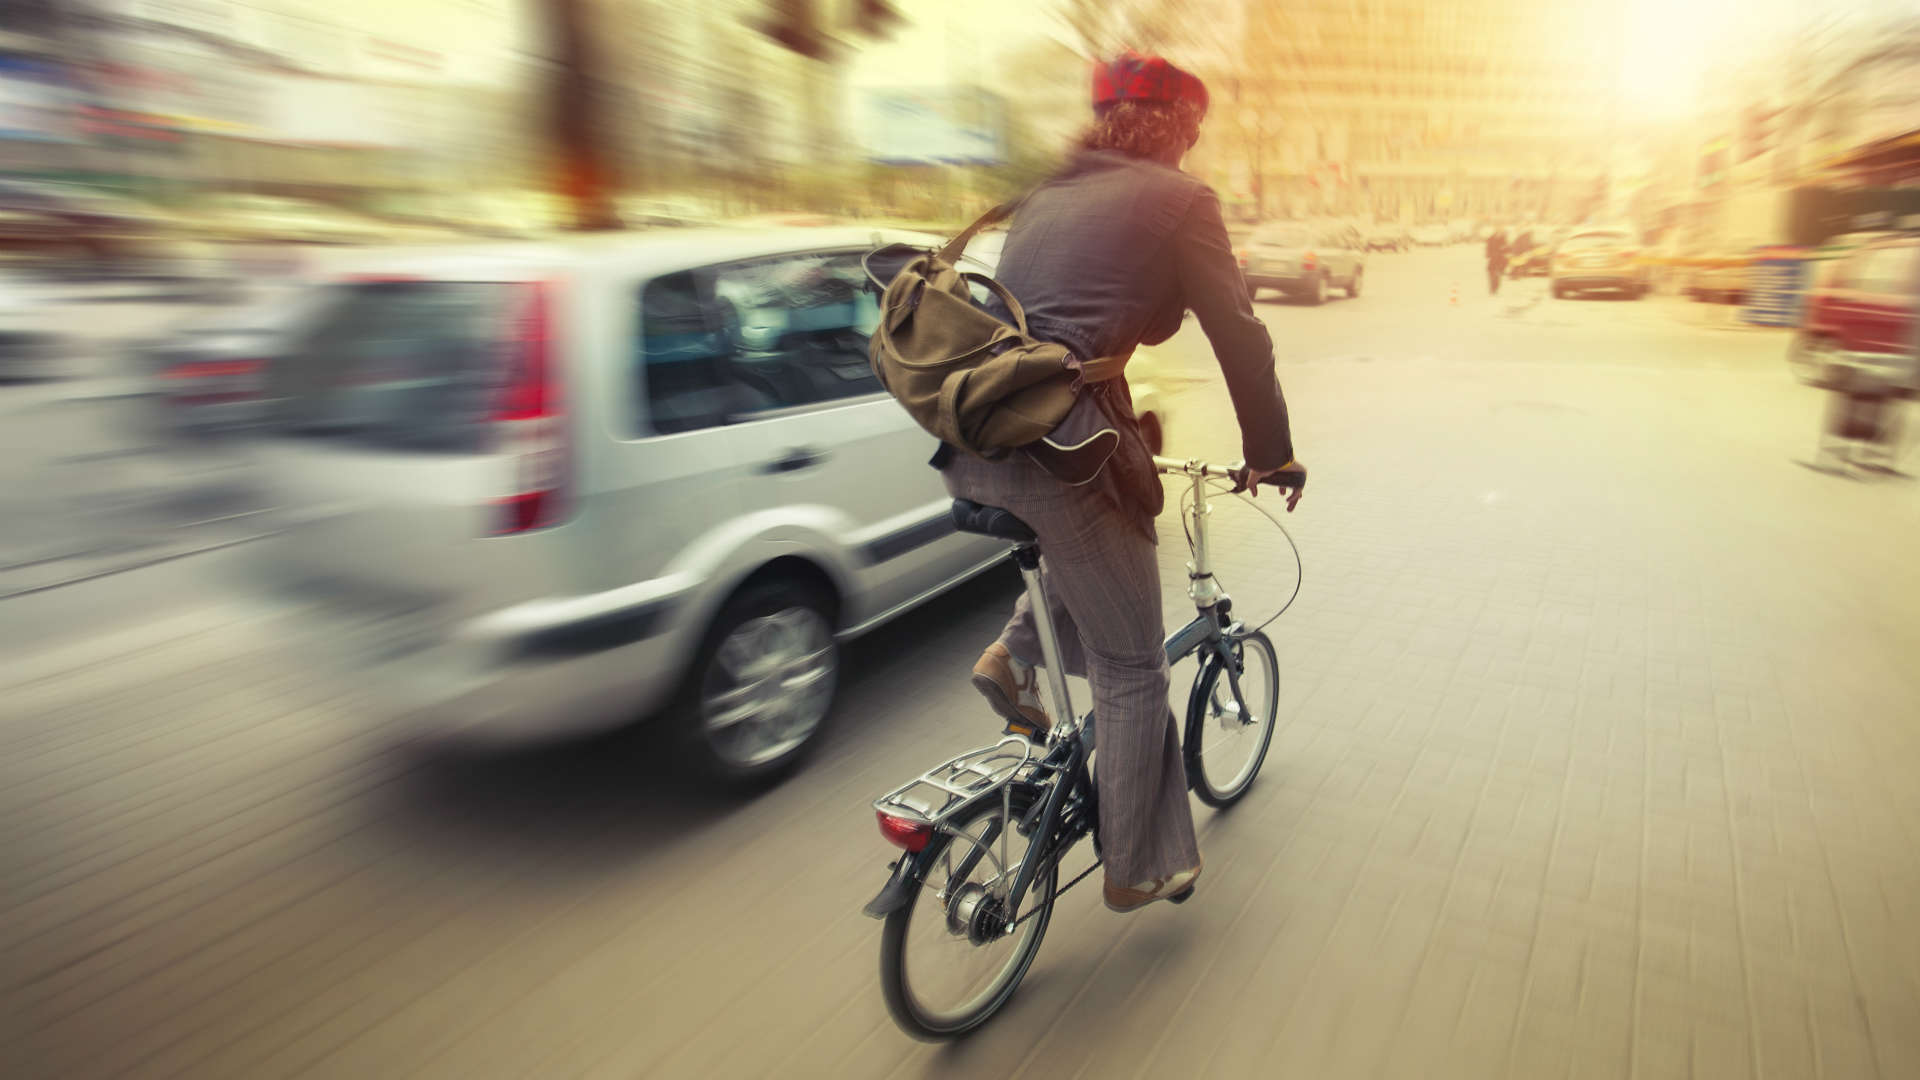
879;790;1057;1040
1186;629;1280;808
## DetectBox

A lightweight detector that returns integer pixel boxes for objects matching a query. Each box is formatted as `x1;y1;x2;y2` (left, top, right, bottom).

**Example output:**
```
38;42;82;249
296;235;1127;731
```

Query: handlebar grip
1271;465;1307;490
1232;464;1307;497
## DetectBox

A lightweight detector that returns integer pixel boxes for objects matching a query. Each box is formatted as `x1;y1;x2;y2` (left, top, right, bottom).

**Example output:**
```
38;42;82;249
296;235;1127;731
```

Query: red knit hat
1091;51;1209;118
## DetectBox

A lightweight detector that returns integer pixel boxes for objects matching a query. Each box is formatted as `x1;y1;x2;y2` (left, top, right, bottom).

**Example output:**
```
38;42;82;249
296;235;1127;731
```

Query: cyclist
943;51;1305;913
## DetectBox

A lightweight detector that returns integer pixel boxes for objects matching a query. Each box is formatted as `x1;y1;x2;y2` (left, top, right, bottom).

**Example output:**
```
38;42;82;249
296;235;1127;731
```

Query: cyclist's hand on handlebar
1230;460;1308;511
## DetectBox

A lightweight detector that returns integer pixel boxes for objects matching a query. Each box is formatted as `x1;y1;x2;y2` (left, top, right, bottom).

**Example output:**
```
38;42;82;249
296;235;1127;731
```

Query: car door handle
762;446;827;474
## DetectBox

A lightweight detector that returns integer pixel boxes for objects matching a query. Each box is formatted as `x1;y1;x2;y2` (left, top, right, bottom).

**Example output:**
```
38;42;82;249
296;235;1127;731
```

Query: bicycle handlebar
1152;456;1306;497
1151;455;1240;479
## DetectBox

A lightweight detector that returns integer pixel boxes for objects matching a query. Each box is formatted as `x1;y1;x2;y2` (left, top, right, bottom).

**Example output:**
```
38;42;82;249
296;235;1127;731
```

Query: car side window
1851;247;1892;294
634;251;883;436
637;270;750;435
711;251;882;417
1855;245;1920;295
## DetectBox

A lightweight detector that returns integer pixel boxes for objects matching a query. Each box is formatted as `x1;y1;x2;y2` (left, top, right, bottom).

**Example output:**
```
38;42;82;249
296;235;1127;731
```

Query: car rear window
1255;225;1310;247
264;281;514;453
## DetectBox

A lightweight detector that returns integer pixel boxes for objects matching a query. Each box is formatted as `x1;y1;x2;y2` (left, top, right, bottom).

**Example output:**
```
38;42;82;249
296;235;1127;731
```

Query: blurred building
25;0;542;200
1637;14;1920;259
0;0;85;174
607;0;862;210
1183;0;1626;224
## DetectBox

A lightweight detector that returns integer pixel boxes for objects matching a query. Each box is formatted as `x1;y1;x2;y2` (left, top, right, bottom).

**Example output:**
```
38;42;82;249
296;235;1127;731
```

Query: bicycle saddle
950;499;1038;545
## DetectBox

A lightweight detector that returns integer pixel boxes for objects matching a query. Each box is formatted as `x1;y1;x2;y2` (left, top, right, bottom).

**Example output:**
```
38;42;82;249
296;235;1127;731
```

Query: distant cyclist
941;52;1304;913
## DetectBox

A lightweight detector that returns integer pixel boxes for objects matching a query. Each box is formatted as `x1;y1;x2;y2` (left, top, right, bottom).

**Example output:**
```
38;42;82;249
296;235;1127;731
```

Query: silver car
1242;221;1366;305
235;228;1162;786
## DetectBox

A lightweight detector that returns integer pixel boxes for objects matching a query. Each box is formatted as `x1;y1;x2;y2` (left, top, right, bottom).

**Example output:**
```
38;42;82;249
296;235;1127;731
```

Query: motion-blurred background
6;1;1920;1077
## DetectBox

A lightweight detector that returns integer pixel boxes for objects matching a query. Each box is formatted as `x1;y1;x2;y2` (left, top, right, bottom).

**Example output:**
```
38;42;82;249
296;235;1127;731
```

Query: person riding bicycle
941;51;1305;914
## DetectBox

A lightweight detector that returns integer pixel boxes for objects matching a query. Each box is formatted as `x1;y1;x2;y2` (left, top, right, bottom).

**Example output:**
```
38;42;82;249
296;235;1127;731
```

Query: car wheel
1306;274;1327;306
1138;411;1164;455
1245;281;1259;301
678;576;839;788
1346;268;1363;299
1552;282;1567;299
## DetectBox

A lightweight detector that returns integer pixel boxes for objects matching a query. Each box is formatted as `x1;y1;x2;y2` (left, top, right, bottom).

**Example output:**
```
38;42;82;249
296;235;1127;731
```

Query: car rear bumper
1554;273;1641;290
255;547;699;745
382;628;684;745
1246;272;1315;290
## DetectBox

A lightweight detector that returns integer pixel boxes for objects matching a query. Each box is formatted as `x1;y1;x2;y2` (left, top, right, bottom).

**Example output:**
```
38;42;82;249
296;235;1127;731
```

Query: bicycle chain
1010;855;1103;930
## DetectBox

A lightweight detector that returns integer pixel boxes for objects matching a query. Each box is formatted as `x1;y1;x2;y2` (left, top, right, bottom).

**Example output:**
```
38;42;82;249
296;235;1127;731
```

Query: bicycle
861;455;1302;1040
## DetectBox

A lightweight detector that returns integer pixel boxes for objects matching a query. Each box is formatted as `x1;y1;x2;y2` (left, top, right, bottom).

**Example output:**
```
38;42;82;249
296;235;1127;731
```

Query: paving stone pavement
4;311;1919;1078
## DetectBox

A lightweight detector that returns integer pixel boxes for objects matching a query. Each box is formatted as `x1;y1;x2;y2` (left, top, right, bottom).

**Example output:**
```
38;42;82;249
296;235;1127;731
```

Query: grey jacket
986;149;1297;470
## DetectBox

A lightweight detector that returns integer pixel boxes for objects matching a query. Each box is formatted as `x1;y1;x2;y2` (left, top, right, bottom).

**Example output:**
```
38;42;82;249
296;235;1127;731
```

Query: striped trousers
941;450;1201;887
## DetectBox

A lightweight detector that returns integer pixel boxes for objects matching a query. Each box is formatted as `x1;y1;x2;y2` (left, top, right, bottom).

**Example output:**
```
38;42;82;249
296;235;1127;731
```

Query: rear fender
862;853;926;919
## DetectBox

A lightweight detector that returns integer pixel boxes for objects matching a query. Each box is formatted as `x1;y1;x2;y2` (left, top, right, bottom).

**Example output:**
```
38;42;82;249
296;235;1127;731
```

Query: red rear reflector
877;811;932;852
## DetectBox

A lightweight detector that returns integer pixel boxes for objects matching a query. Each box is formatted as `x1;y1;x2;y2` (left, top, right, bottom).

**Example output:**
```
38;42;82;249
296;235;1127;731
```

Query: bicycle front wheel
1186;629;1280;808
879;790;1057;1040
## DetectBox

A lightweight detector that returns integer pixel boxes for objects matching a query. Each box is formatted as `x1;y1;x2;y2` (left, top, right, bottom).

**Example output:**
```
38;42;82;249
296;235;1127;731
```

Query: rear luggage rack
872;735;1034;829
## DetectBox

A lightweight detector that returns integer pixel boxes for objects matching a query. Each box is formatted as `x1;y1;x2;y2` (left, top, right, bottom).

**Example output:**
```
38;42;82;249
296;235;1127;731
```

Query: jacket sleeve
1171;187;1296;470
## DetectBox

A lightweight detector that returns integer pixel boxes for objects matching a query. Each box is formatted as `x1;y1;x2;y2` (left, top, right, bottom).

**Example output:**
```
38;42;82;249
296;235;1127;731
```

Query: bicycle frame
867;457;1254;932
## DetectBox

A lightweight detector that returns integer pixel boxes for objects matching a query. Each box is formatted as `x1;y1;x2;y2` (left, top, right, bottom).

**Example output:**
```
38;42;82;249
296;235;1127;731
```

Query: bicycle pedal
1167;886;1195;905
1003;720;1043;743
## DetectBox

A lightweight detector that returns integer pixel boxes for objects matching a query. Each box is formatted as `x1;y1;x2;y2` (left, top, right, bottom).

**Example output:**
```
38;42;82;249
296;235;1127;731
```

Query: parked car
1684;248;1755;304
1411;223;1450;246
1788;235;1920;389
1240;220;1365;304
1508;225;1558;277
1551;226;1648;299
0;270;65;380
1365;224;1408;252
229;226;1176;788
140;285;337;439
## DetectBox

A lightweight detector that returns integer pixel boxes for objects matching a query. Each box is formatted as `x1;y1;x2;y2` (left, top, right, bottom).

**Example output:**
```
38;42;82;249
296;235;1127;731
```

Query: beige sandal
1103;856;1202;913
971;643;1052;740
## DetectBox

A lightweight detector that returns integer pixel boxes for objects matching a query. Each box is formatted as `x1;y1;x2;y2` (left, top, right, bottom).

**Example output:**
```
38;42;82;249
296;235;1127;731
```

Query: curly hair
1077;99;1205;165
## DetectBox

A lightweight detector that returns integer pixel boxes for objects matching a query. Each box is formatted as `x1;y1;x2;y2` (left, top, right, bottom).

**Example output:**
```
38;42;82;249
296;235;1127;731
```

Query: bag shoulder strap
936;202;1014;264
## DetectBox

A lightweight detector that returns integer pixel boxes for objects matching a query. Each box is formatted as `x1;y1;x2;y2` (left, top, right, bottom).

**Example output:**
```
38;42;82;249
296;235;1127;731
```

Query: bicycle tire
879;790;1057;1040
1185;629;1280;808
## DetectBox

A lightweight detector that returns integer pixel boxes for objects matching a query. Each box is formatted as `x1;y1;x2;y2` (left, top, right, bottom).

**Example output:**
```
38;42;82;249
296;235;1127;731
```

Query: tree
543;0;622;230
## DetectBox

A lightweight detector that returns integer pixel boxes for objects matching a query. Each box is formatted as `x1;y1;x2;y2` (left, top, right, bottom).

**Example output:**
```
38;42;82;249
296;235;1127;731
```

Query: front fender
1182;644;1229;787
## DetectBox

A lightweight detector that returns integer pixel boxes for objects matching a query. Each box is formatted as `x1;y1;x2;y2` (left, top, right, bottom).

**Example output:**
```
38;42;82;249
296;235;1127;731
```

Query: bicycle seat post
1010;543;1075;739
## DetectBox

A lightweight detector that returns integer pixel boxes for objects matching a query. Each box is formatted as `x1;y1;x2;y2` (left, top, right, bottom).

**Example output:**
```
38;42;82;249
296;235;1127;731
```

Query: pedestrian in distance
1485;226;1508;295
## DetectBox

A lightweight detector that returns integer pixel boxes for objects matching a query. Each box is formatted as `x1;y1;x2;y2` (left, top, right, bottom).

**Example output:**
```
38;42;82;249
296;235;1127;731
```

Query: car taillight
876;811;932;852
163;358;264;404
1235;248;1249;268
491;281;569;535
1302;251;1317;269
161;358;262;380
